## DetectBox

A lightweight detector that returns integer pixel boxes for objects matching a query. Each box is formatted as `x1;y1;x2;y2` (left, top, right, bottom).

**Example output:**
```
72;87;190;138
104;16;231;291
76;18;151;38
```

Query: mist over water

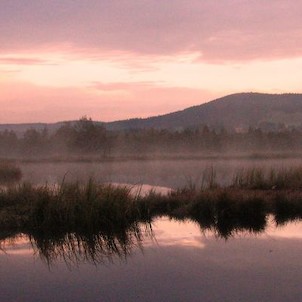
19;158;302;188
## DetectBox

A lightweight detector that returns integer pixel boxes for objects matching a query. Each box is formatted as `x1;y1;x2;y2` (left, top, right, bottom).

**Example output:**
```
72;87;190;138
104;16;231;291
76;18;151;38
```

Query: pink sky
1;0;302;123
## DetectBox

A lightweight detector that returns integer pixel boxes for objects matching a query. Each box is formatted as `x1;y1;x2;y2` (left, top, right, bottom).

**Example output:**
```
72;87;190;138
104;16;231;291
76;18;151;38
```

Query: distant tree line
1;117;302;159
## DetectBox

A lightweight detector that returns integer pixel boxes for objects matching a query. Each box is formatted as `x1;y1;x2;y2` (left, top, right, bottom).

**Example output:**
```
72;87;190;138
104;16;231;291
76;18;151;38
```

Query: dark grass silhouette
1;167;302;264
0;162;22;184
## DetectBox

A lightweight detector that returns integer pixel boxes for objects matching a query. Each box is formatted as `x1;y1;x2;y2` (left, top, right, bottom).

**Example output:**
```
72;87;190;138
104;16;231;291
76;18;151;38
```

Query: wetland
1;158;302;301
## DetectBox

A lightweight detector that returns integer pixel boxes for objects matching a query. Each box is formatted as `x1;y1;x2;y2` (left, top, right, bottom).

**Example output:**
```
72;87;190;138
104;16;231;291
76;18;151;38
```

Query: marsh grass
2;167;302;262
0;175;301;239
232;167;302;190
0;180;151;265
0;162;22;184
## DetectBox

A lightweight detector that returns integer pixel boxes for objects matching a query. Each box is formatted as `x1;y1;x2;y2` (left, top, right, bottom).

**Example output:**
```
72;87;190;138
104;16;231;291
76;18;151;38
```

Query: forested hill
2;93;302;133
106;93;302;131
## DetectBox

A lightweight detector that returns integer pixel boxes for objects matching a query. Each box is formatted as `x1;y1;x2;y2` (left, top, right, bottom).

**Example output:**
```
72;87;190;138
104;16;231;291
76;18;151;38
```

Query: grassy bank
0;174;302;238
0;162;22;184
4;151;302;163
1;167;302;263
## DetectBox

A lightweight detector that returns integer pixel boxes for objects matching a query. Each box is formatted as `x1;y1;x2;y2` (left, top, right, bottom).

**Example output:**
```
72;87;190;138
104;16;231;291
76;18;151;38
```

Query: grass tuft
0;162;22;184
232;166;302;190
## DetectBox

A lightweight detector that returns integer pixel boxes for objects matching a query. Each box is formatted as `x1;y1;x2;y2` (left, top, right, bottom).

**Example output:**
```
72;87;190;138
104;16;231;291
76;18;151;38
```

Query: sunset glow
1;1;302;123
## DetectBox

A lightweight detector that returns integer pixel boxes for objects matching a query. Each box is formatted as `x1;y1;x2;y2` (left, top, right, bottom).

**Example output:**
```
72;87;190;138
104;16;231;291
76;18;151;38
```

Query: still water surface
19;158;302;188
1;217;302;302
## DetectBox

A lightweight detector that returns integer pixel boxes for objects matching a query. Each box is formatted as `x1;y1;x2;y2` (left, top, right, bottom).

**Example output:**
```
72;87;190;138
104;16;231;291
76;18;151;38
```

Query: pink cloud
1;1;302;62
0;57;53;65
0;81;217;123
90;81;163;92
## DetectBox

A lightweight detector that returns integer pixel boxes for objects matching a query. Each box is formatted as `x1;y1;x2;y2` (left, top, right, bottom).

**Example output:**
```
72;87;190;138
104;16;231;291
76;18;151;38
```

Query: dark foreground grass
0;181;142;235
0;181;149;265
1;167;302;264
0;162;22;184
0;179;302;238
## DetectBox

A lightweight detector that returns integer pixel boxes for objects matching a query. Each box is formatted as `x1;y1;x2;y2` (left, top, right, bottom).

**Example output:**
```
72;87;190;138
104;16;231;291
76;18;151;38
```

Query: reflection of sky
263;216;302;239
146;218;205;249
4;217;302;258
0;235;32;256
2;218;302;301
147;217;302;250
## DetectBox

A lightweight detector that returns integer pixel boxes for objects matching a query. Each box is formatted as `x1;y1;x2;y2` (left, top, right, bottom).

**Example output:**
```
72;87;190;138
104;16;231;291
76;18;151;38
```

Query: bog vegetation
0;162;22;184
1;167;302;238
1;166;302;264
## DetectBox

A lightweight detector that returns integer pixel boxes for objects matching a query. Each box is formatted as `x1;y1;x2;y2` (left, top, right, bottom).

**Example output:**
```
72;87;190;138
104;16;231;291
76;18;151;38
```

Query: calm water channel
1;217;302;301
19;157;302;188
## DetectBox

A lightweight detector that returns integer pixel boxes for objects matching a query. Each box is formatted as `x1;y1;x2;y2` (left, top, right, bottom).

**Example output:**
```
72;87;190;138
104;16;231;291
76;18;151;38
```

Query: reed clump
0;162;22;184
0;178;301;237
232;167;302;190
0;180;139;237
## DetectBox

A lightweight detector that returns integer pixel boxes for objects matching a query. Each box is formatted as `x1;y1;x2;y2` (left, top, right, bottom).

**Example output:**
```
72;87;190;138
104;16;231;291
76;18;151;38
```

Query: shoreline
2;152;302;164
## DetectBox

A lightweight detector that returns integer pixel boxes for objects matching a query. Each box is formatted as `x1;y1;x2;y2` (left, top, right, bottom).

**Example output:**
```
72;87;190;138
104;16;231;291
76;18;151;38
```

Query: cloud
89;81;217;114
0;57;54;65
90;81;162;92
0;69;20;74
1;1;302;62
0;80;216;123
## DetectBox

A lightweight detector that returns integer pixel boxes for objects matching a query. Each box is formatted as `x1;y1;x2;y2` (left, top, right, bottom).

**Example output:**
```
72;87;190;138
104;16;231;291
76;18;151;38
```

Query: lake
1;216;302;302
1;158;302;301
19;157;302;188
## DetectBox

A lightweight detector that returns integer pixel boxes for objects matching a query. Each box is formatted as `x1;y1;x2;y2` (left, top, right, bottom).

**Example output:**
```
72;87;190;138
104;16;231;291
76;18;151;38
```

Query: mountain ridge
106;92;302;131
2;92;302;133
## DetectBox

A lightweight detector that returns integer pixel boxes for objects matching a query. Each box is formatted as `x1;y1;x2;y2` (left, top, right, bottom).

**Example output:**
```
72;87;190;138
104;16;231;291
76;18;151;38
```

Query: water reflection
1;210;302;267
1;223;153;267
187;197;267;239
